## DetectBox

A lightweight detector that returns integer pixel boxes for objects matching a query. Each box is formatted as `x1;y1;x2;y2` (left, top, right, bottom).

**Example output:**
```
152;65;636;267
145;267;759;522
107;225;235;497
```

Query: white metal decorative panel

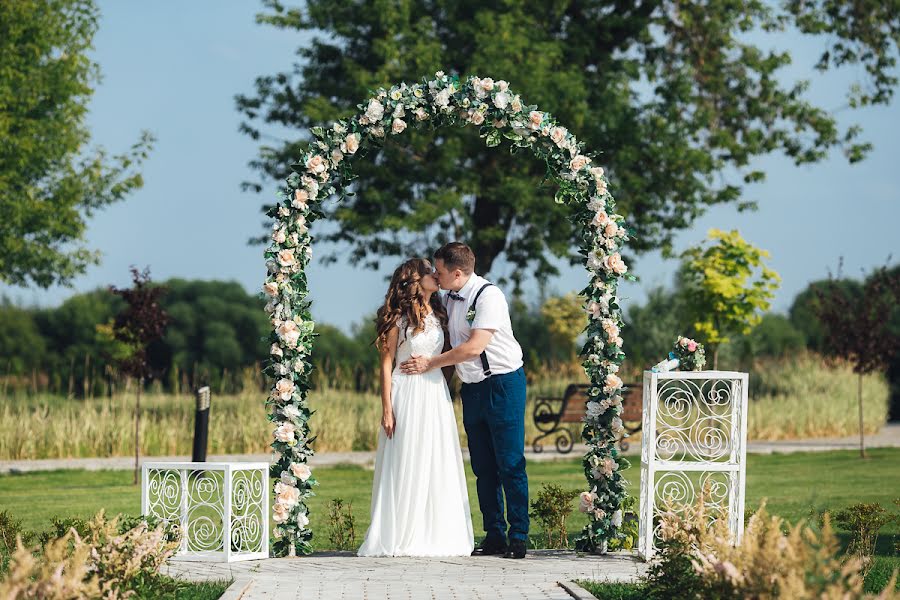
638;371;749;560
142;462;269;562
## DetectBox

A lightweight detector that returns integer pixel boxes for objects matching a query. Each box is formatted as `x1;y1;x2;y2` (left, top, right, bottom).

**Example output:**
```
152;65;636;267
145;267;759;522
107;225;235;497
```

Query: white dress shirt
444;274;524;384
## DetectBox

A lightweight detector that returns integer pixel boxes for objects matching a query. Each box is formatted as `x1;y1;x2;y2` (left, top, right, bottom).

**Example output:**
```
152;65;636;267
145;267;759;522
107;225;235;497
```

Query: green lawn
1;449;898;553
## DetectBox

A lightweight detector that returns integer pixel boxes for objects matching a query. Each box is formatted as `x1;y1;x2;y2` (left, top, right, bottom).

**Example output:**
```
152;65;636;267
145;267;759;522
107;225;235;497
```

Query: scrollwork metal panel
638;371;748;560
142;462;269;562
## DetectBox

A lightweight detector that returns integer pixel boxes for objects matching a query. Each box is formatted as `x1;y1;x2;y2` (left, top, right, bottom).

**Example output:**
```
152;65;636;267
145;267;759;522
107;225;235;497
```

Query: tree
238;0;898;286
624;286;684;372
789;279;863;351
814;264;900;458
109;267;169;484
540;292;586;360
0;0;153;288
680;229;780;369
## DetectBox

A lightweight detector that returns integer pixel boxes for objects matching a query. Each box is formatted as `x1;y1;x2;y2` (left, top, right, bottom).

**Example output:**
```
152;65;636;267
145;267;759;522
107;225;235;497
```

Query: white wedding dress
357;312;475;557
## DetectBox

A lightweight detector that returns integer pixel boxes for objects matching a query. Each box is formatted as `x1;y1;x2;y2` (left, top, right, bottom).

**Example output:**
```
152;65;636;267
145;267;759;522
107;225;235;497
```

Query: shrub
327;499;356;551
530;483;580;549
834;502;897;576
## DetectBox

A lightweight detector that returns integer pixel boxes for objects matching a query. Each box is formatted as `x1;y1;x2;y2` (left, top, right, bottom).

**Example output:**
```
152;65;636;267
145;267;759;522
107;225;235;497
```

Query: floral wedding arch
262;71;632;556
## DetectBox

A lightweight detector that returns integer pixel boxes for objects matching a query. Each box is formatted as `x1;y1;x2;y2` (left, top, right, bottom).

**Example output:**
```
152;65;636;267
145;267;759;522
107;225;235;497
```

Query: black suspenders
471;283;493;378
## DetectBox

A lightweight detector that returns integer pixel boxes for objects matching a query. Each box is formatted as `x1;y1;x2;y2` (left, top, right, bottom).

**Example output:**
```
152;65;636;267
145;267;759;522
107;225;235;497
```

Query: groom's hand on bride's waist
399;354;432;375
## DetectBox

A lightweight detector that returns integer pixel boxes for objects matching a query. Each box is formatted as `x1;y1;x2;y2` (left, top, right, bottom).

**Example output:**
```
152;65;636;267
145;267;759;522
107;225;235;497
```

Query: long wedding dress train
357;313;474;557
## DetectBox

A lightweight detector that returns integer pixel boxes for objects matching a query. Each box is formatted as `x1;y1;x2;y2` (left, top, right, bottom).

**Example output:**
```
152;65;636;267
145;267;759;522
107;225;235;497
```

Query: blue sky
3;1;898;333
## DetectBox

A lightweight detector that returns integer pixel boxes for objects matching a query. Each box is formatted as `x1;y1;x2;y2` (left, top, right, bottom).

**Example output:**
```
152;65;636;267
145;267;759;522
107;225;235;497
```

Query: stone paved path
163;551;646;600
2;423;897;474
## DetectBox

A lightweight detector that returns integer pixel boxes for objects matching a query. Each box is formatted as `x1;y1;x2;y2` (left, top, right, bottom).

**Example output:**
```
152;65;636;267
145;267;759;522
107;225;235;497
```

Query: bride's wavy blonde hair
374;258;448;351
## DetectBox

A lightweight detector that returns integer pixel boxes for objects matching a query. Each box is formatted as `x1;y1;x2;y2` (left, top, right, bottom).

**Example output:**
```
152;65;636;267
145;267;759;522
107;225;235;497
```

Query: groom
400;242;529;559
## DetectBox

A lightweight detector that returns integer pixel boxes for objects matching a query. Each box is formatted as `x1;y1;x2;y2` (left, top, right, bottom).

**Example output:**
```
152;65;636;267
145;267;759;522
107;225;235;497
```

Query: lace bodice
394;312;445;366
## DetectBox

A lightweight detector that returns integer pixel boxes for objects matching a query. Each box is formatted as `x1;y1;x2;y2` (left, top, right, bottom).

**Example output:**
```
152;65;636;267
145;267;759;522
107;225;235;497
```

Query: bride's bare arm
380;326;399;438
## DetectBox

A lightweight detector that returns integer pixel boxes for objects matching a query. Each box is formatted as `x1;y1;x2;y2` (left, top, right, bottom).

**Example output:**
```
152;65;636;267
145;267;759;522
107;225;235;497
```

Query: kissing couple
356;242;530;559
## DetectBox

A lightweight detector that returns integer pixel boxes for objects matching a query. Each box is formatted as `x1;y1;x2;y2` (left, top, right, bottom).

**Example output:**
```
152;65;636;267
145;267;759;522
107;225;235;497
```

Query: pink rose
274;378;295;401
569;154;590;171
687;341;698;352
277;319;300;347
528;110;543;129
592;210;610;228
272;502;289;523
274;423;296;444
604;222;618;238
550;126;567;146
263;282;279;297
293;189;309;210
275;481;300;506
277;249;296;267
604;252;627;275
290;463;312;481
605;373;623;391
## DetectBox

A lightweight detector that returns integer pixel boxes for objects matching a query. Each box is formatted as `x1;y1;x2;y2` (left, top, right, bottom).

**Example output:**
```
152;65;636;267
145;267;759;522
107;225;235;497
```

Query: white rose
414;107;428;121
296;512;310;529
389;89;402;101
435;87;452;109
497;80;509;92
274;422;296;443
290;463;312;481
331;148;344;164
611;417;624;435
493;91;510;110
391;118;407;134
611;510;623;528
282;404;301;420
586;401;603;419
365;98;384;122
270;343;284;358
293;358;305;373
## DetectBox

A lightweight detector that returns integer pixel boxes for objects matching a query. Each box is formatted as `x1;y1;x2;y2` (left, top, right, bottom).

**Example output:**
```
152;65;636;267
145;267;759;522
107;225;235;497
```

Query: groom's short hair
434;242;475;274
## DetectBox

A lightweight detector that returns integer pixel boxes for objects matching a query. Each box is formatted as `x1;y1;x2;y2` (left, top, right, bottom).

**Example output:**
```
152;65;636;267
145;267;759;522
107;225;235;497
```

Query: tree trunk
858;372;866;459
712;346;719;370
134;377;143;485
470;194;507;275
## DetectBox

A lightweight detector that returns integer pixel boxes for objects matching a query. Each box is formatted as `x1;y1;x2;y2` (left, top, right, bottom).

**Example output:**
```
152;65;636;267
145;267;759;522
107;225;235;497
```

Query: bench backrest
558;382;643;423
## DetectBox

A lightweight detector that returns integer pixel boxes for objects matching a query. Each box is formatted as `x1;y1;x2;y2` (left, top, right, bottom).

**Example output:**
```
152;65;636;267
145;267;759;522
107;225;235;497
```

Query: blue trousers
461;367;529;542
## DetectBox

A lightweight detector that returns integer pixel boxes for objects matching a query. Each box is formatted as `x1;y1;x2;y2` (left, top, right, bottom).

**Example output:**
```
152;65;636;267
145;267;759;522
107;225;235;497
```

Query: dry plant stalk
658;494;899;599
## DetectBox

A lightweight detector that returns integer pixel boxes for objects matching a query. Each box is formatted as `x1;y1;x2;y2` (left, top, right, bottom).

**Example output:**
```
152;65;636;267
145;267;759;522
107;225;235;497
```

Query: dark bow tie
448;291;465;301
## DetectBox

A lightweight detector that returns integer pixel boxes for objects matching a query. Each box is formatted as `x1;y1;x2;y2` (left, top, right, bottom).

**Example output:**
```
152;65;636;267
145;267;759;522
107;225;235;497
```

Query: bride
357;258;474;557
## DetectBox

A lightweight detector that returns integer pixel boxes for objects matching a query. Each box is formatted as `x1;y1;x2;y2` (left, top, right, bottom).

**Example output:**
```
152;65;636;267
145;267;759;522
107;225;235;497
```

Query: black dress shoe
502;539;527;559
471;537;508;556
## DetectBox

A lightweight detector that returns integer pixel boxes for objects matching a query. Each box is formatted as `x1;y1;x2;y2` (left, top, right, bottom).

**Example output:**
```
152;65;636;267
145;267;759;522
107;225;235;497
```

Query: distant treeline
1;275;897;418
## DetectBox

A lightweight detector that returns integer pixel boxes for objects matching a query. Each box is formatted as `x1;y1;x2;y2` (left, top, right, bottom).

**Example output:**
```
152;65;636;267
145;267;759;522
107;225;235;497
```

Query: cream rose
586;300;603;319
275;482;300;507
295;214;308;234
277;319;301;347
290;463;312;481
549;126;567;146
569;154;590;171
275;378;295;401
605;373;623;391
469;110;485;125
605;252;627;275
331;148;344;164
305;154;326;175
579;490;598;513
510;94;522;112
365;99;384;122
342;133;360;155
391;118;407;134
528;110;543;129
270;343;283;358
263;282;279;297
272;228;286;244
293;189;309;210
592;210;610;228
274;422;296;444
370;125;385;138
277;249;296;268
604;222;619;238
414;107;428;121
272;502;290;524
435;87;452;109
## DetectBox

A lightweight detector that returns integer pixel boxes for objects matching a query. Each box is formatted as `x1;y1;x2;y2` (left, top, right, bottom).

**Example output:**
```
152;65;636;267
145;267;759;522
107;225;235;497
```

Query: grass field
1;449;897;554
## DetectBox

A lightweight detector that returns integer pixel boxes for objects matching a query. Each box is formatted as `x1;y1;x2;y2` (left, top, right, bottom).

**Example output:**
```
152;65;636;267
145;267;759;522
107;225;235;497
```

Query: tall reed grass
0;356;888;459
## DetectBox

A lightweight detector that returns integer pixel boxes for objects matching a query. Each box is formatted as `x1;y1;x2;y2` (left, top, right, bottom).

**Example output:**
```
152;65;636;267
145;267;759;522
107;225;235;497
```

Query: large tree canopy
0;0;152;288
238;0;899;284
